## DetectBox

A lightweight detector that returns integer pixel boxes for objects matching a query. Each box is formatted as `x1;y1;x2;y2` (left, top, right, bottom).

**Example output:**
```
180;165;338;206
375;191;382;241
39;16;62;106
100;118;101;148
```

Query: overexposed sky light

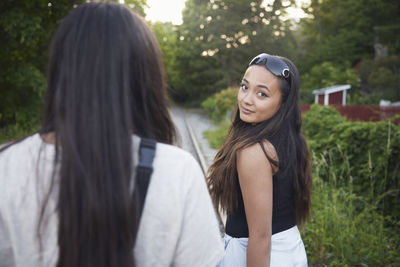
145;0;186;25
145;0;309;25
285;0;309;22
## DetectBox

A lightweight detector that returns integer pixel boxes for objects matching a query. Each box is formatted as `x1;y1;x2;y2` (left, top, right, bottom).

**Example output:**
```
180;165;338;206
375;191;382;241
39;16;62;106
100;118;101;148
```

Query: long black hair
207;55;312;225
34;2;175;266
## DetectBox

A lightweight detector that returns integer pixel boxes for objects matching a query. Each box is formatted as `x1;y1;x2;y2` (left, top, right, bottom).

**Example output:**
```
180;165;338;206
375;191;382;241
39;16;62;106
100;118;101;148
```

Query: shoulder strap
135;137;156;219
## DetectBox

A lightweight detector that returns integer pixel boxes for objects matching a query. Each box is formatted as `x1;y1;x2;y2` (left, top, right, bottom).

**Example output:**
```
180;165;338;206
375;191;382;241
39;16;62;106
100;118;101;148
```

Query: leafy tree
297;0;400;72
172;0;297;104
300;61;359;103
115;0;147;16
149;22;181;97
0;0;148;140
358;55;400;101
0;0;85;132
170;0;224;103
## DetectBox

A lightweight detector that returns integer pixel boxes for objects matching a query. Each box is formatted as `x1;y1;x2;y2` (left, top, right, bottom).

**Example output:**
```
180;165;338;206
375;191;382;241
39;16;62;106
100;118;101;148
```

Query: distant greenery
358;55;400;102
297;0;400;71
203;103;400;265
201;87;237;122
3;0;400;144
162;0;399;105
0;0;83;142
149;21;179;94
201;86;237;149
346;91;381;105
300;62;359;104
204;121;230;149
168;0;298;104
0;0;148;145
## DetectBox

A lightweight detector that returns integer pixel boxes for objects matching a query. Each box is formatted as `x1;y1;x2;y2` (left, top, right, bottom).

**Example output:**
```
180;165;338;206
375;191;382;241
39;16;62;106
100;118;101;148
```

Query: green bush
201;87;237;122
203;121;230;149
303;104;400;220
347;91;380;105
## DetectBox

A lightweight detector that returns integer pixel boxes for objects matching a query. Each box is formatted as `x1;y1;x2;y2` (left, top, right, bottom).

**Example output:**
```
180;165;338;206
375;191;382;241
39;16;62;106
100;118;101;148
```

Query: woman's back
225;125;296;237
0;134;224;267
0;2;223;266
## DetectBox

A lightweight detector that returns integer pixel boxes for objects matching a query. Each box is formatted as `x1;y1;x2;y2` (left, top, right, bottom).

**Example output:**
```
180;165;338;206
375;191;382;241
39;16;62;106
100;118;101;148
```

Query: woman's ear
279;92;285;108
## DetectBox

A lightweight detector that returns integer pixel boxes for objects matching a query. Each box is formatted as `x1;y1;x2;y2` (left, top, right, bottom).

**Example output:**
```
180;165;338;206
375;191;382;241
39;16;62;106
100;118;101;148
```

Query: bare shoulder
237;143;266;163
237;141;278;174
236;142;274;202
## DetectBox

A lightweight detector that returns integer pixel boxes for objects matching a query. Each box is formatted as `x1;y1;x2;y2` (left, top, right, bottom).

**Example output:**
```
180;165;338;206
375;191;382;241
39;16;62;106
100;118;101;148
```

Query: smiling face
237;65;282;124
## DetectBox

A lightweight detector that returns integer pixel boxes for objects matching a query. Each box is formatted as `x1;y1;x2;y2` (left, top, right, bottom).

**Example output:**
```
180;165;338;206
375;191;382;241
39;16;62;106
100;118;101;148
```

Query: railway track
179;109;227;226
184;115;209;175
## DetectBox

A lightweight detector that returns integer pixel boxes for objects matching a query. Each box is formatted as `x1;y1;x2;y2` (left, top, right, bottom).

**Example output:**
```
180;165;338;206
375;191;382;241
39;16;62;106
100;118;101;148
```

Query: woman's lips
241;106;254;115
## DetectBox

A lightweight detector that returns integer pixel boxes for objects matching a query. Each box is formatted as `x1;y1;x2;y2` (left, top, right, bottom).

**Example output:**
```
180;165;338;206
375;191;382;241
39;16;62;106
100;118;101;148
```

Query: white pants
217;226;308;267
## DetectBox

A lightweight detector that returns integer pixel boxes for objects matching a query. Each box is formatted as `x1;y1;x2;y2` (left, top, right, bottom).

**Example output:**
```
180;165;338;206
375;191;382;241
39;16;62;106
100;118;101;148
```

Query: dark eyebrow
257;84;270;92
242;78;270;92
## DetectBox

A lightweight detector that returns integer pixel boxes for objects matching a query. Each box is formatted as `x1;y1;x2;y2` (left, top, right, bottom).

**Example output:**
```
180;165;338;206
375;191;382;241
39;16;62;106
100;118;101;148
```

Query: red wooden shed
312;84;351;106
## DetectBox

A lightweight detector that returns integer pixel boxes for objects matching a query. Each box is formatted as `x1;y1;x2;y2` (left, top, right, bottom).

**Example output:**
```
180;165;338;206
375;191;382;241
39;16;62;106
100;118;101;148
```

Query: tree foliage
298;0;400;71
123;0;147;16
149;22;179;93
0;0;148;141
2;0;400;137
170;0;297;104
300;61;359;103
358;55;400;101
0;0;85;131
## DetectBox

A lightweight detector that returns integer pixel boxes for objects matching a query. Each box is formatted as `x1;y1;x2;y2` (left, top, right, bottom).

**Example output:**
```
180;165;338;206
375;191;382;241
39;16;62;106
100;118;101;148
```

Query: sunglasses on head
249;53;290;79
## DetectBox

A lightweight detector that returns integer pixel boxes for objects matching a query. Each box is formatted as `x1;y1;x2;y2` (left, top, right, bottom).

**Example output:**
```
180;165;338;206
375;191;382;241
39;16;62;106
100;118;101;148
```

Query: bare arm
237;142;276;267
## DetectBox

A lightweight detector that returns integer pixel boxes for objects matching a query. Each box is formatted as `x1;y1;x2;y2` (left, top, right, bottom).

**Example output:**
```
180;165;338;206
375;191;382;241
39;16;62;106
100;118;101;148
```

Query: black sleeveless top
225;125;296;237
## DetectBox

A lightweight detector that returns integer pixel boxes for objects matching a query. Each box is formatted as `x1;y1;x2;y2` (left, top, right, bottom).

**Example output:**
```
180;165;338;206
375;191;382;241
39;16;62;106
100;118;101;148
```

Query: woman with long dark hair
0;3;223;267
207;53;312;266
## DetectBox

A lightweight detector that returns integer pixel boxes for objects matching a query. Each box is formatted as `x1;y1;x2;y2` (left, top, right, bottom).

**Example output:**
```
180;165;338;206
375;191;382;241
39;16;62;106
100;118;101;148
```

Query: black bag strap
135;137;156;219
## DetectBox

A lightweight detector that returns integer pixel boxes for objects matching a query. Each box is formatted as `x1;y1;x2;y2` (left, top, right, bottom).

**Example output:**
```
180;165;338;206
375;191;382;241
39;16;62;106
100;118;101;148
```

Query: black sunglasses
249;53;290;79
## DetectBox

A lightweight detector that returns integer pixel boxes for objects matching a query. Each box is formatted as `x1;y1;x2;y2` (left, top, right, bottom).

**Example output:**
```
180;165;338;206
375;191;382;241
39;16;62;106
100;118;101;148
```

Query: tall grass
302;150;400;266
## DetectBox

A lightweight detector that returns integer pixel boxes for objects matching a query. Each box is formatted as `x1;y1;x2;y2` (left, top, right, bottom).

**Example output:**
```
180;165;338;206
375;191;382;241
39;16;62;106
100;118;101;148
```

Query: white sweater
0;134;224;267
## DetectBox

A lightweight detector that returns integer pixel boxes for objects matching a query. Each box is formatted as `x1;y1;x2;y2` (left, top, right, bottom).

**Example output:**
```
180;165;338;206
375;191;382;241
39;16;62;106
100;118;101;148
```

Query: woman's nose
242;91;253;105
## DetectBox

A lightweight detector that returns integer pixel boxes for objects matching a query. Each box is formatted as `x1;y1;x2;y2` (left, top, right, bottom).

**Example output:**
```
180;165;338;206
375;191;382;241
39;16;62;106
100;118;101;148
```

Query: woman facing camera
207;53;312;267
0;3;223;267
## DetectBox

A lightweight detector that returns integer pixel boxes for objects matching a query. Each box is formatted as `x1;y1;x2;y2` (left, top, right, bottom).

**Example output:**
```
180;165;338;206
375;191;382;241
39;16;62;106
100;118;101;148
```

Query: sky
145;0;309;25
145;0;186;25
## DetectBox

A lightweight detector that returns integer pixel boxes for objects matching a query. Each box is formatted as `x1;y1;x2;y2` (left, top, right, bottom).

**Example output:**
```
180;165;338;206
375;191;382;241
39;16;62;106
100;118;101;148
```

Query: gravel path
171;106;227;224
169;106;197;157
169;106;217;169
184;108;217;169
